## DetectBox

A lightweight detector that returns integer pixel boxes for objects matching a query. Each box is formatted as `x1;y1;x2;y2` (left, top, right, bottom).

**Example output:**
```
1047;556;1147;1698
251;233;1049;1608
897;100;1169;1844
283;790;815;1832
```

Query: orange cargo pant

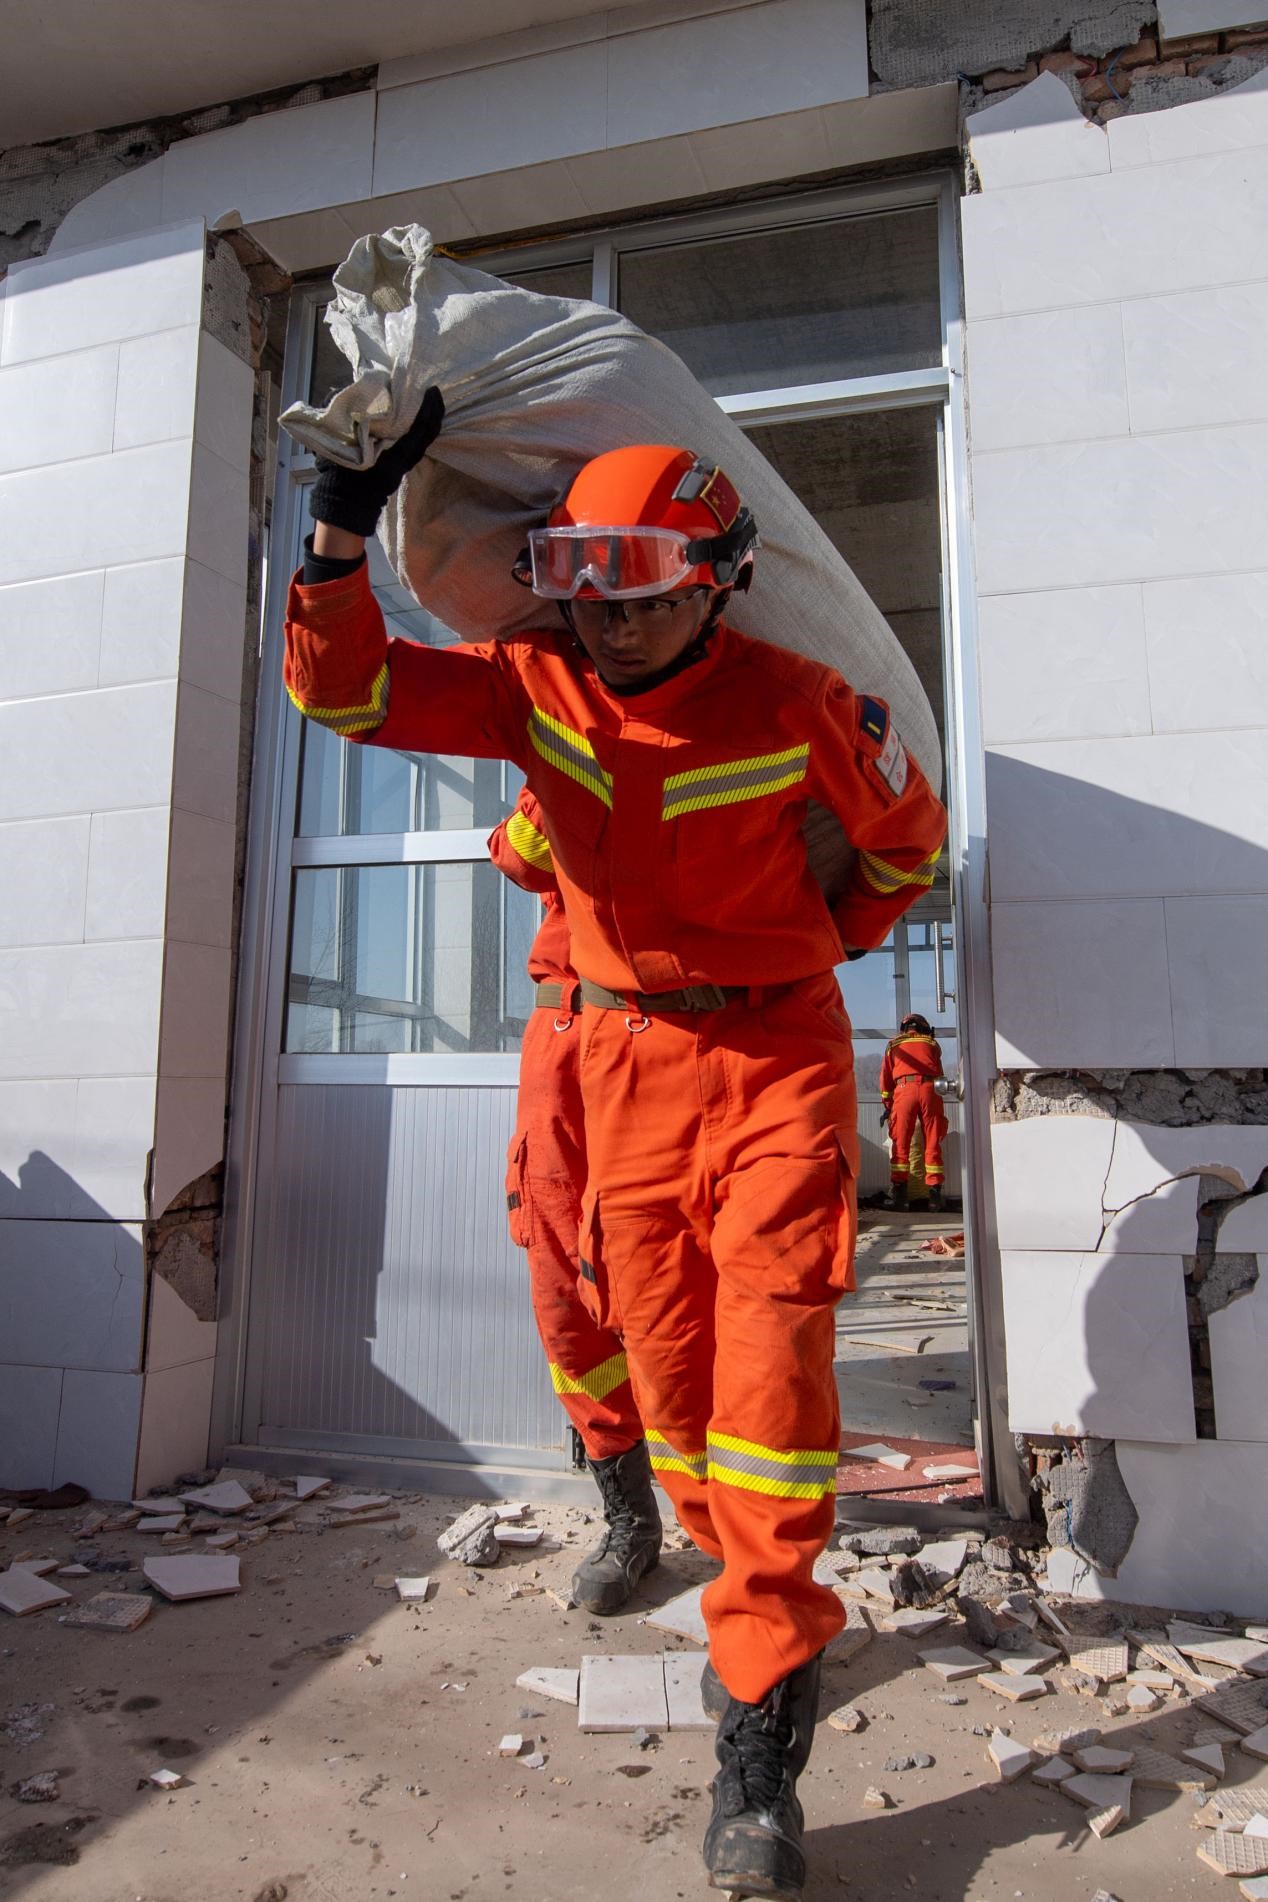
505;1000;644;1461
889;1078;948;1187
575;970;857;1704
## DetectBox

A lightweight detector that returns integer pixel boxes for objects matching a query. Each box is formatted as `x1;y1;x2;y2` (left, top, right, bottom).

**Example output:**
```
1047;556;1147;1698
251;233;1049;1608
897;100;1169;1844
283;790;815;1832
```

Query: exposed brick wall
973;20;1268;123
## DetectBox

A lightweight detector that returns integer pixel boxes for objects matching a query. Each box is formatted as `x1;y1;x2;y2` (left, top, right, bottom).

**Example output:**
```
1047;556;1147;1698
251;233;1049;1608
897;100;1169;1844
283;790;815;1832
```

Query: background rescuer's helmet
516;444;759;600
900;1013;933;1035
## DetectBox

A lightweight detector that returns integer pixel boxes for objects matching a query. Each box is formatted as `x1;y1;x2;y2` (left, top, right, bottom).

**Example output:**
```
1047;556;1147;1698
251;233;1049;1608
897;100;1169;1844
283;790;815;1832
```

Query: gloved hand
879;1104;890;1130
309;386;445;537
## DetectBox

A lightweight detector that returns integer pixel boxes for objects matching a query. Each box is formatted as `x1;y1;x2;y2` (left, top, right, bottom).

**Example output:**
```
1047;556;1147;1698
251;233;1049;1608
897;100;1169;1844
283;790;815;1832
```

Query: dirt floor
0;1482;1254;1902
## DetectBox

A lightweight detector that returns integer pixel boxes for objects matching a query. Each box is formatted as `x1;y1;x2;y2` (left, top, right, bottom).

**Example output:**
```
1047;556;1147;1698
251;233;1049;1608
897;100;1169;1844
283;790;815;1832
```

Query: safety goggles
521;525;709;600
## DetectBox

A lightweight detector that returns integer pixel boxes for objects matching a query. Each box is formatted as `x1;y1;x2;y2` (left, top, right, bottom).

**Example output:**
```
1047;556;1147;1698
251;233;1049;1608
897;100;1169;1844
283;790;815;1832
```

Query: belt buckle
687;983;728;1011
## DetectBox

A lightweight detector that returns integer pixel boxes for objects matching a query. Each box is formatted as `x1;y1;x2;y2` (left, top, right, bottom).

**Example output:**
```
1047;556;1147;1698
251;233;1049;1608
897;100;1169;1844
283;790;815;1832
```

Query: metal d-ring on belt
533;975;755;1034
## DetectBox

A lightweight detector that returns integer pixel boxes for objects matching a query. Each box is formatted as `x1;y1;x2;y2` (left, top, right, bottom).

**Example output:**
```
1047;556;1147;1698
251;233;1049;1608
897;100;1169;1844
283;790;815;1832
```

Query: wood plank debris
143;1554;241;1601
578;1655;670;1733
645;1582;707;1645
64;1591;152;1632
0;1569;72;1616
664;1652;713;1730
1197;1831;1268;1878
515;1667;579;1706
179;1481;254;1515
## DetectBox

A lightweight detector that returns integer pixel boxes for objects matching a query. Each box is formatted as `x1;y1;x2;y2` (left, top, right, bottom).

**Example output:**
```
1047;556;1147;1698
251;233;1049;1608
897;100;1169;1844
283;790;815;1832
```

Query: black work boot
572;1439;662;1614
704;1652;822;1899
927;1185;944;1214
887;1178;908;1211
701;1658;727;1721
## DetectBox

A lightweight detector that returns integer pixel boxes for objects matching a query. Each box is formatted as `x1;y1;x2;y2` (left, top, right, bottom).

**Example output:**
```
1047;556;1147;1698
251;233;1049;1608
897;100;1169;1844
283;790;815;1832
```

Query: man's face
568;589;714;688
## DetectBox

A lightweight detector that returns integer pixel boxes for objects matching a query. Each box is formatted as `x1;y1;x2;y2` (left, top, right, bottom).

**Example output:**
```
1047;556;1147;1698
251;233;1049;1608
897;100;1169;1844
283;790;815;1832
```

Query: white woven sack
281;226;942;887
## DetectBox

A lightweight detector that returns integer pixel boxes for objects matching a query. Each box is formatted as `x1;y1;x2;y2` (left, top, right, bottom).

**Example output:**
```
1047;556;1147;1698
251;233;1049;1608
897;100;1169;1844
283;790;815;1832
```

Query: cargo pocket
831;1129;859;1296
504;1135;534;1249
576;1192;621;1335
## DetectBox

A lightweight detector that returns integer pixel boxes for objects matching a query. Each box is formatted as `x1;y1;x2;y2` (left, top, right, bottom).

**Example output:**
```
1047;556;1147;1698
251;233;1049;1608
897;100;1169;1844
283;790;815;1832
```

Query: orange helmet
515;444;758;599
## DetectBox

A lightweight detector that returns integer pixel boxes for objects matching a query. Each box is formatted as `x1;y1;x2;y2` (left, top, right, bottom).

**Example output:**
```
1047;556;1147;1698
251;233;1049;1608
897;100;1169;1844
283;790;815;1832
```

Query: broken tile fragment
1073;1745;1134;1774
919;1644;990;1681
0;1569;72;1616
11;1558;60;1576
14;1771;59;1803
330;1491;392;1514
133;1497;184;1513
1183;1743;1227;1778
56;1564;91;1578
1243;1726;1268;1763
1198;1831;1268;1878
862;1786;891;1808
664;1652;713;1731
1126;1685;1161;1712
922;1461;978;1480
204;1531;239;1552
988;1730;1034;1782
1036;1726;1100;1756
987;1643;1059;1676
437;1504;499;1565
1197;1682;1268;1737
137;1515;186;1534
395;1576;431;1602
143;1554;241;1601
826;1602;874;1663
979;1671;1048;1702
495;1502;528;1521
1170;1622;1268;1676
1062;1772;1133;1818
179;1480;254;1515
293;1475;331;1499
1194;1786;1268;1829
1129;1743;1215;1793
1032;1756;1076;1786
1064;1639;1129;1683
1127;1666;1176;1689
645;1582;707;1645
149;1767;185;1790
578;1655;669;1733
848;1443;912;1471
493;1524;542;1548
515;1667;579;1706
498;1734;526;1757
1089;1803;1125;1839
883;1607;950;1638
1247;1817;1268;1840
915;1537;969;1584
827;1705;866;1733
64;1591;152;1632
1237;1876;1268;1902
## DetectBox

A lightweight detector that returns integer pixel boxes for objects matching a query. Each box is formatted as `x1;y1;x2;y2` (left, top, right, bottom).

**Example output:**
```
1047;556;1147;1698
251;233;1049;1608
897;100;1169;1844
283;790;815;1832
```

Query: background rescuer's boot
572;1439;662;1614
704;1651;822;1900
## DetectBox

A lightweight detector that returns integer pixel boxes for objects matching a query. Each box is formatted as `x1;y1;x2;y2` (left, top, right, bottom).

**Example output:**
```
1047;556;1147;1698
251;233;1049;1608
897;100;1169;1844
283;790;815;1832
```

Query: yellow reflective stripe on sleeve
506;808;554;872
858;850;939;896
647;1429;707;1482
287;662;389;736
662;744;809;821
549;1351;629;1403
706;1431;838;1500
528;707;613;808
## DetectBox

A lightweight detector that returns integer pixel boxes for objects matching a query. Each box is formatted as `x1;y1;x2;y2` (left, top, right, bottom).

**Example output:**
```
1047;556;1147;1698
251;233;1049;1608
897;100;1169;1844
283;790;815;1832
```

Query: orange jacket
486;790;575;988
879;1032;944;1101
285;564;947;993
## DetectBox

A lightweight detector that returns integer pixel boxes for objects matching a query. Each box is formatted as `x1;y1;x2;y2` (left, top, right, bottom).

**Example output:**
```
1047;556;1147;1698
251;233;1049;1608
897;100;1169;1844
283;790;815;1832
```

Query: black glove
309;386;445;537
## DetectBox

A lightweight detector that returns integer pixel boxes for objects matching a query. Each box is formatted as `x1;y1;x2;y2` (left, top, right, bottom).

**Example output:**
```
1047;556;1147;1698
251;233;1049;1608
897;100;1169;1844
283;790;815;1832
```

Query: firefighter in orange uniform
488;789;662;1614
880;1012;949;1212
284;394;946;1900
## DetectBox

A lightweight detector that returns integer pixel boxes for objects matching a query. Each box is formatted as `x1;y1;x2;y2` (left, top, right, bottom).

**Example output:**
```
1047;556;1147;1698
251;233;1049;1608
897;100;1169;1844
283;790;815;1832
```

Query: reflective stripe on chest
528;706;614;808
661;743;810;820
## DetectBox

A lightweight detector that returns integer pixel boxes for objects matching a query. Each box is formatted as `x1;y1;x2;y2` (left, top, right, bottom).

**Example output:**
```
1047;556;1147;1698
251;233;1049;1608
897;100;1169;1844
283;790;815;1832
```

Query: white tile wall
179;557;247;702
449;162;592;242
1108;57;1268;168
167;810;235;948
1124;281;1268;434
194;333;255;475
1002;1249;1195;1441
47;162;166;257
84;807;170;941
186;443;250;587
1100;1440;1268;1617
133;1357;215;1496
0;1217;144;1373
113;324;200;450
1099;1171;1201;1254
991;898;1175;1068
71;1077;156;1222
97;557;185;688
991;1113;1117;1252
966;72;1110;192
0;816;90;947
0;343;119;475
1104;1120;1268;1208
1209;1269;1268;1442
52;1367;143;1500
967;305;1128;455
987;731;1268;900
0;1364;62;1489
0;568;104;701
0;440;194;587
0;940;164;1080
0;1078;153;1223
689;108;830;197
977;585;1150;744
1165;896;1268;1063
172;682;242;828
1;223;205;365
0;680;177;821
961;148;1268;321
0;1080;78;1217
157;941;232;1080
973;423;1268;596
1144;572;1268;734
161;92;375;226
150;1076;226;1218
146;1273;218;1373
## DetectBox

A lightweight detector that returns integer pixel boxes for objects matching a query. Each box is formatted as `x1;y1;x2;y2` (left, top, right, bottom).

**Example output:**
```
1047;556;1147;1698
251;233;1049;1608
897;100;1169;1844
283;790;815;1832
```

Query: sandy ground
0;1486;1245;1902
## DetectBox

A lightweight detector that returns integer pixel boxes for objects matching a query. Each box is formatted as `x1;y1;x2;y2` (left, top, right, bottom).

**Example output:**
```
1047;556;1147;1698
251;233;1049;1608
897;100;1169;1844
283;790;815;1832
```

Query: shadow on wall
986;756;1268;1615
0;1153;147;1498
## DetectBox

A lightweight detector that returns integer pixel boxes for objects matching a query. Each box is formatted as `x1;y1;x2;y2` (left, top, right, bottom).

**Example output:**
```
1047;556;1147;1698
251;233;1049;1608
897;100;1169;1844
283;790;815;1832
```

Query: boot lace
592;1461;638;1556
718;1694;794;1815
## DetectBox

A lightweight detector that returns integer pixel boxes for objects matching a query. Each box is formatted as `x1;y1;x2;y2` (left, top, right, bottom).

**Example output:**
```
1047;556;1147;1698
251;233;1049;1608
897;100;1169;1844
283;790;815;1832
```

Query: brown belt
534;980;583;1011
578;977;754;1013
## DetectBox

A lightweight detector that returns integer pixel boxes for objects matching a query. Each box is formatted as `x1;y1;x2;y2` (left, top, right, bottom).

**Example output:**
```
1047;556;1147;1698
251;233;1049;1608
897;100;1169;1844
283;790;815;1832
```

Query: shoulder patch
874;721;909;798
859;696;888;746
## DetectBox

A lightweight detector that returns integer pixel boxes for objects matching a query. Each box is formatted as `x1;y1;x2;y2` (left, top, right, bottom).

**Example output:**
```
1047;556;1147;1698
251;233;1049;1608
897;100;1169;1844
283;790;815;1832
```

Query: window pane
906;917;956;1032
308;305;348;409
745;407;948;767
296;538;526;836
836;944;896;1039
496;260;594;300
618;207;940;396
285;862;538;1054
